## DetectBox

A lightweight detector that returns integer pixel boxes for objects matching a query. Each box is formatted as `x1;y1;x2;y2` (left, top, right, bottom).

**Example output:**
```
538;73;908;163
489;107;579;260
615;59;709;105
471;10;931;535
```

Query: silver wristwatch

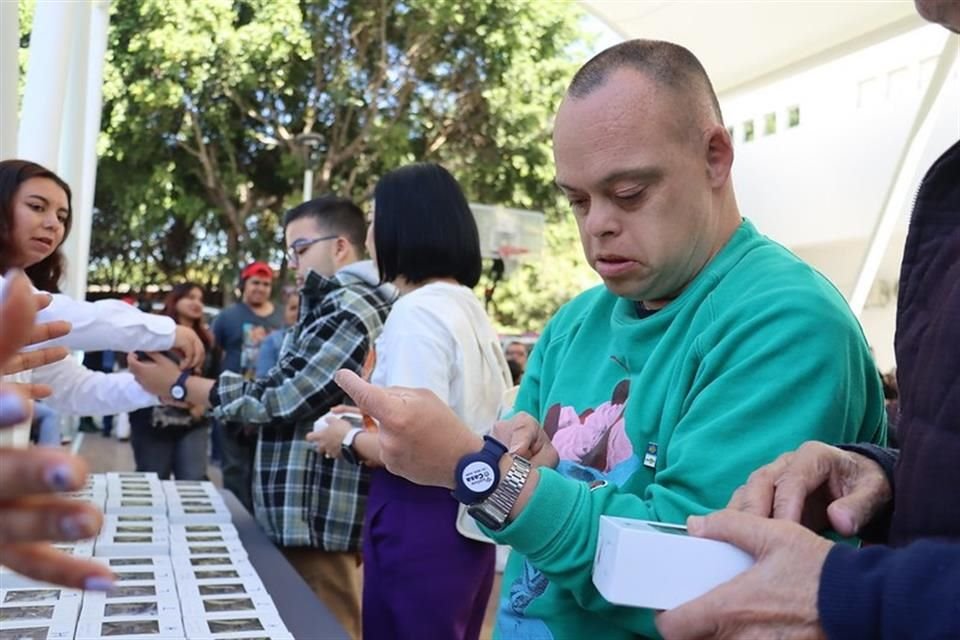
467;455;532;531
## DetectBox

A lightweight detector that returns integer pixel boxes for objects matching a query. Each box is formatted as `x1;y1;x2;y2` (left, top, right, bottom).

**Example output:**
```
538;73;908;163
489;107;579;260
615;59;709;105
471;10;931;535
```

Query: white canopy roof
582;0;924;94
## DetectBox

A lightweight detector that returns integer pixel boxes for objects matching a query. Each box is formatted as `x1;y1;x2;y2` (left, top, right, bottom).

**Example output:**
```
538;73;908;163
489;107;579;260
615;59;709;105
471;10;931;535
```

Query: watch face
461;461;496;496
171;386;186;401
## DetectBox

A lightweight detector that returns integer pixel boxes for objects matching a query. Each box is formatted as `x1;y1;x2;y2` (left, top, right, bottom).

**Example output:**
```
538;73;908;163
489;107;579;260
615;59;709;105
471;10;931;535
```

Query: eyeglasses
286;235;338;266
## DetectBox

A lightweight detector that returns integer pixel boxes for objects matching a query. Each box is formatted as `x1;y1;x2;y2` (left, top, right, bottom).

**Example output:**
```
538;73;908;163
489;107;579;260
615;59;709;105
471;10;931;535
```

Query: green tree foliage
87;0;597;330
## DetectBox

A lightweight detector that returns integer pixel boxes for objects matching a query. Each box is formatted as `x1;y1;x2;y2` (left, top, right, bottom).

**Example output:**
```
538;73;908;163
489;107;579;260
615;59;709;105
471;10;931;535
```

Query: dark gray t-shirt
212;302;284;378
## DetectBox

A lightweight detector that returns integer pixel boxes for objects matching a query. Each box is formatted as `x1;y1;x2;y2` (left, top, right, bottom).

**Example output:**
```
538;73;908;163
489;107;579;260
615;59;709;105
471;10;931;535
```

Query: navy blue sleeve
836;443;898;543
819;540;960;639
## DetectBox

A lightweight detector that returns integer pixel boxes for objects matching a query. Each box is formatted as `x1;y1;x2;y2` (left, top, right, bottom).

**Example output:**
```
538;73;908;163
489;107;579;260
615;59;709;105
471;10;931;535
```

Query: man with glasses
131;196;394;639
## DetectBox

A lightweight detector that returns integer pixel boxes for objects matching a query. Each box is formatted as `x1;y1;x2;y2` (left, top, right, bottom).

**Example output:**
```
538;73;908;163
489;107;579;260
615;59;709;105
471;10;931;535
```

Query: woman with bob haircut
309;163;511;639
0;159;202;438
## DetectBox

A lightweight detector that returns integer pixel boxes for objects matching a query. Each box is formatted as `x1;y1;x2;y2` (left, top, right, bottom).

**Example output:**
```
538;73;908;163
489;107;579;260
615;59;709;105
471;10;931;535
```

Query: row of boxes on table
0;473;291;640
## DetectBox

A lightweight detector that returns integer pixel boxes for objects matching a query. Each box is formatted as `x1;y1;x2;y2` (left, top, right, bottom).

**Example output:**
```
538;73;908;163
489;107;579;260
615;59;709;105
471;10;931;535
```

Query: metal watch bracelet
467;454;532;531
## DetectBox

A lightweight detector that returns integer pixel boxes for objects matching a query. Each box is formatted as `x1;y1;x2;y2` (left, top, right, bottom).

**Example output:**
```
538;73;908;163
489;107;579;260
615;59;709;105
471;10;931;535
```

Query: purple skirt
362;468;495;639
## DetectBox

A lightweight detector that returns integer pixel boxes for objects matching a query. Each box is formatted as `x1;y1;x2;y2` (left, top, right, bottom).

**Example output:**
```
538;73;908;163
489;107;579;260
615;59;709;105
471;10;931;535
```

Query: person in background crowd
210;260;284;510
129;283;215;480
255;287;300;378
308;164;510;640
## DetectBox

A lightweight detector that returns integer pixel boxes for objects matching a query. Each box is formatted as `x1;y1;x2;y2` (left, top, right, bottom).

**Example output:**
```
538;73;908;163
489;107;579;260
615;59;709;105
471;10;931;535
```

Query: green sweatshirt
488;220;886;639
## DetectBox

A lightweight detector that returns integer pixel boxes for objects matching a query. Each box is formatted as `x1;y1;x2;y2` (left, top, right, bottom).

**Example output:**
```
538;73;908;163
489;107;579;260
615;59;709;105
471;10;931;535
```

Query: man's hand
728;441;892;536
0;272;114;590
172;326;205;371
128;352;181;397
656;510;832;640
491;412;559;470
335;369;481;489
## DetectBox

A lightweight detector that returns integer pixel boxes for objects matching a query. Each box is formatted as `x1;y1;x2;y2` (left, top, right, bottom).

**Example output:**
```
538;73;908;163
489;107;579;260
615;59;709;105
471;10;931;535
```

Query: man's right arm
819;540;960;639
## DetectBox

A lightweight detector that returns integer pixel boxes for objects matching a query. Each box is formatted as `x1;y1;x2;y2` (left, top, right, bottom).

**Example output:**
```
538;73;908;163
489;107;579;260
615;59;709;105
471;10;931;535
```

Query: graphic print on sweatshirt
497;379;640;639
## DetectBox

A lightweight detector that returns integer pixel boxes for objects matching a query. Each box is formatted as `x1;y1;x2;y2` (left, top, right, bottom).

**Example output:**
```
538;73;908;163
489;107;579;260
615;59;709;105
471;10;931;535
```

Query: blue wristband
452;435;508;505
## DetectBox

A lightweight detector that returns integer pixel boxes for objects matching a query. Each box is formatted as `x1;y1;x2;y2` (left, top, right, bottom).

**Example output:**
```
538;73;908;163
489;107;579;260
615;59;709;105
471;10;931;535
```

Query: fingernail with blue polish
45;465;74;492
61;513;96;539
0;391;28;426
83;577;115;592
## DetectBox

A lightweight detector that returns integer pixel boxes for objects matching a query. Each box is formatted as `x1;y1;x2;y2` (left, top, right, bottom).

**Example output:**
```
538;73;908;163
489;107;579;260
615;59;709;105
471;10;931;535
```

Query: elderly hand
172;325;205;371
128;351;181;397
306;416;351;459
335;369;481;488
728;441;892;536
655;510;832;640
491;412;559;470
0;271;114;590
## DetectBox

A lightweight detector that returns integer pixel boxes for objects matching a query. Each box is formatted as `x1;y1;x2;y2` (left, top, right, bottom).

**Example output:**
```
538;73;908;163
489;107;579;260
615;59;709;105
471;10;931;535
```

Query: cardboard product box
167;524;240;544
179;588;278;618
102;515;170;531
0;587;82;639
104;495;167;518
182;608;289;640
592;516;754;610
188;632;293;640
169;539;247;559
94;530;171;558
165;503;232;525
105;472;160;484
76;588;183;640
170;556;261;585
160;480;220;500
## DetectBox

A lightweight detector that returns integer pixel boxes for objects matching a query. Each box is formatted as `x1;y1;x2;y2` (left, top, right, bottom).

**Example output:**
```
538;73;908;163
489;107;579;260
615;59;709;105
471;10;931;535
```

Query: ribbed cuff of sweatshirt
836;443;896;543
482;466;584;558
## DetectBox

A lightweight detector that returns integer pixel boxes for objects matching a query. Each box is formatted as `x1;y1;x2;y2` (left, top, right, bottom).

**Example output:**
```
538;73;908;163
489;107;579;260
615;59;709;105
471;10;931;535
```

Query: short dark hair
373;163;481;288
0;159;73;293
568;39;723;126
283;195;367;255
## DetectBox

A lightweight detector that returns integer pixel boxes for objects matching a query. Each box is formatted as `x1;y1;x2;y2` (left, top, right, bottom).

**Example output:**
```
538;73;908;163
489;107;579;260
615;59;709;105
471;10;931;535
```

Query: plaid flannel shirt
211;266;392;550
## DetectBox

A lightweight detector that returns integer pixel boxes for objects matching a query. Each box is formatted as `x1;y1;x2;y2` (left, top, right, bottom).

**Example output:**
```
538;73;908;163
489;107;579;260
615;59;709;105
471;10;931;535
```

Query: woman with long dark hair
0;159;202;441
129;283;214;479
308;163;510;639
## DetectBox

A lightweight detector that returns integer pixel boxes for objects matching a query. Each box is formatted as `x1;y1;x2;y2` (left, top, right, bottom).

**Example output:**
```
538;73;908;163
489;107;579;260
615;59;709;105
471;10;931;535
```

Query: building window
763;112;777;136
742;120;754;142
787;105;800;128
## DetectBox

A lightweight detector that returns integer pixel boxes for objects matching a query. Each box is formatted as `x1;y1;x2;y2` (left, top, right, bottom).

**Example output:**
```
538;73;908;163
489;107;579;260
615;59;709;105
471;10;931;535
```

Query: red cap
241;261;273;281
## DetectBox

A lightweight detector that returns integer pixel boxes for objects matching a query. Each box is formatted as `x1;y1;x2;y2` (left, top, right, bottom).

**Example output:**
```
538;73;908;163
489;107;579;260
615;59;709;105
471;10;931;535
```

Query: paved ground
73;429;501;638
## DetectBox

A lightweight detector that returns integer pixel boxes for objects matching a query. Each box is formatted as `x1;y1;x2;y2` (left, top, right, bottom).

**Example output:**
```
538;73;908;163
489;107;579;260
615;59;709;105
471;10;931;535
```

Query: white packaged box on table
94;529;170;558
76;587;183;640
165;499;232;525
0;587;81;639
182;608;289;640
168;523;240;544
592;516;754;610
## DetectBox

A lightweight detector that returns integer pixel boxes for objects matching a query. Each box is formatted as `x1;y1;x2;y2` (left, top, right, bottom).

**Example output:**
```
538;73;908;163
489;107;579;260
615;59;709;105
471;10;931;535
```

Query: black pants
129;408;209;480
219;422;257;511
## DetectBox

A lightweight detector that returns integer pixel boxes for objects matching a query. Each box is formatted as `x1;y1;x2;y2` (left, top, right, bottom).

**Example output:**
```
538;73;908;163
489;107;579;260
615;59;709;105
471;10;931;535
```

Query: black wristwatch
340;427;364;465
170;370;191;401
452;436;508;505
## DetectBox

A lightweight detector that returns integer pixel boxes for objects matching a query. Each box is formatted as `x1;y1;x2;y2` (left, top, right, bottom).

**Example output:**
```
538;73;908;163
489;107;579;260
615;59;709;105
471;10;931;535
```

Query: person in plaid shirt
130;195;394;639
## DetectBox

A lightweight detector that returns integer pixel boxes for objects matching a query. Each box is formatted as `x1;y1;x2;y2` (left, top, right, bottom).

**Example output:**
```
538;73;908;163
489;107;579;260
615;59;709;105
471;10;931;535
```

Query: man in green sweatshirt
336;39;886;639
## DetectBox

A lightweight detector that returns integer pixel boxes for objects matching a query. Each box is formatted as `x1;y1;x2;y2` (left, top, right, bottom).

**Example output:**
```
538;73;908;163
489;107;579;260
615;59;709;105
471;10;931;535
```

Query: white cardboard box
0;587;81;639
76;589;183;640
94;530;170;558
592;516;754;610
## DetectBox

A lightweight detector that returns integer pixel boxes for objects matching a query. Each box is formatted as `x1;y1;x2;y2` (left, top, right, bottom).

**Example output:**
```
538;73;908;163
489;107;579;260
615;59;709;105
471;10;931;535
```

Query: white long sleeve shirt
0;273;170;416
